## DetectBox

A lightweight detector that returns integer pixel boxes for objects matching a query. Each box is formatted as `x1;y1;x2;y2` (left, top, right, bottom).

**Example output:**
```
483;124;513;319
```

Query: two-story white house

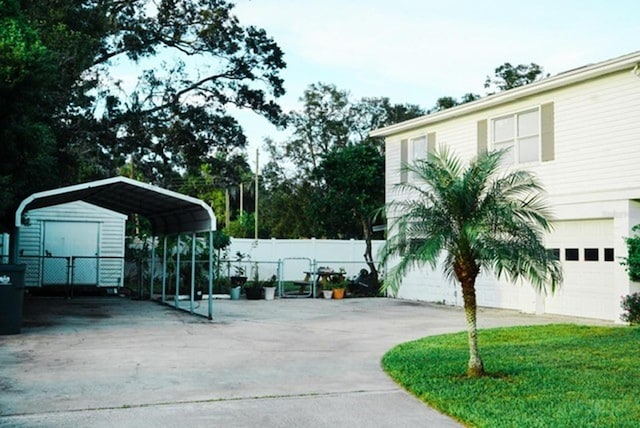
371;51;640;322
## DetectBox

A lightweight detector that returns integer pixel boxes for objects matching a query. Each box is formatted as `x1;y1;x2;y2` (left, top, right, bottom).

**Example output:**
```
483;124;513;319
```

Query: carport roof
15;176;216;235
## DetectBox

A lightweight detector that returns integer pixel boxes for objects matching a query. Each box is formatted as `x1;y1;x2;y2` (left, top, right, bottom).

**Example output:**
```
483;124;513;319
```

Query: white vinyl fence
223;238;385;282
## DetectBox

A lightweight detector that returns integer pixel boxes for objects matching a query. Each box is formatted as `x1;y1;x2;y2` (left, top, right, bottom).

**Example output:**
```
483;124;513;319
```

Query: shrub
621;225;640;282
620;292;640;325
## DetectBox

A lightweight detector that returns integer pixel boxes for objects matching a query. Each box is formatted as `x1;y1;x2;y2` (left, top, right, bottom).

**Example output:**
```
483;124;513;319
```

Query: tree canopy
428;62;546;113
261;82;426;240
484;62;548;92
0;0;286;232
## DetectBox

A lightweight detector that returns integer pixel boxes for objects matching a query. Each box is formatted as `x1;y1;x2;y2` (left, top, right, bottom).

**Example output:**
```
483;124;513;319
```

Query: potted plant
244;262;263;300
330;279;348;300
230;251;248;287
323;268;347;299
322;287;333;299
262;274;277;300
216;276;239;300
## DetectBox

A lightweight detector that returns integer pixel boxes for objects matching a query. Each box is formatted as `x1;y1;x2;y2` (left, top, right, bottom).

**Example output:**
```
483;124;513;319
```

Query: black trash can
0;264;26;335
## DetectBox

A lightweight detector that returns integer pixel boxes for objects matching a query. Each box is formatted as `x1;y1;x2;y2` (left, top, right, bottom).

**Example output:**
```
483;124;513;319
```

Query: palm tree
381;147;562;377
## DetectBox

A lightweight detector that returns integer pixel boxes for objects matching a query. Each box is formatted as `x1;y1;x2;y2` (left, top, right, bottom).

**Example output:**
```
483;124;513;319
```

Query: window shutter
477;119;488;154
400;139;408;183
541;102;555;162
427;132;436;155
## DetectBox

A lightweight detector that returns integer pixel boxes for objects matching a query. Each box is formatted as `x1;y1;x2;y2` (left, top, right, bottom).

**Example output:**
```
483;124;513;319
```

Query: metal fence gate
20;255;124;288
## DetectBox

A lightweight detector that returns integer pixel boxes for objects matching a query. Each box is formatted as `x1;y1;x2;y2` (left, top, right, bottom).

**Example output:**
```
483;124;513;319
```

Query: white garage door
544;219;616;320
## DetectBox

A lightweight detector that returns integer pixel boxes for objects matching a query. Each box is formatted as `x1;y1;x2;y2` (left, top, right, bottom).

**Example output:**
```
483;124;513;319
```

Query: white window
491;108;540;165
409;136;427;181
410;136;427;162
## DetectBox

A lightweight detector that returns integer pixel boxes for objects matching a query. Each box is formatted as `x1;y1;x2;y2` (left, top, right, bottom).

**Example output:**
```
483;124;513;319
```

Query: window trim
409;135;427;162
489;106;542;165
408;135;427;182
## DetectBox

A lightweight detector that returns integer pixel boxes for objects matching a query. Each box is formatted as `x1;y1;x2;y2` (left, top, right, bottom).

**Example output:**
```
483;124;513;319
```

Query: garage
544;219;617;320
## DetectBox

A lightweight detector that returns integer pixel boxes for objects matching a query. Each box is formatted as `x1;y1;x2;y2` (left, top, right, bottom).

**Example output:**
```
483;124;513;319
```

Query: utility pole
255;149;259;240
225;188;230;227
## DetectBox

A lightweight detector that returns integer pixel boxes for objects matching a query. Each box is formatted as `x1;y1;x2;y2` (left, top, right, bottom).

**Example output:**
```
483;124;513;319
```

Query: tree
282;83;352;174
177;153;253;229
350;96;426;150
0;0;286;231
429;61;547;115
380;147;562;377
269;83;426;176
315;143;385;278
484;62;547;92
224;211;255;238
258;161;318;238
430;96;459;112
262;85;426;241
0;0;63;229
428;93;480;114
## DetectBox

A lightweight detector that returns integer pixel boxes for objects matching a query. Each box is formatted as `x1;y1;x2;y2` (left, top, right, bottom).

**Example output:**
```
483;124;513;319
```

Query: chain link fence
19;255;124;289
133;256;383;299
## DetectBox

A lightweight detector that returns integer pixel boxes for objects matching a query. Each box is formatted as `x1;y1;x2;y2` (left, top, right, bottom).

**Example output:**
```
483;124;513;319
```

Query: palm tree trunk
461;279;485;377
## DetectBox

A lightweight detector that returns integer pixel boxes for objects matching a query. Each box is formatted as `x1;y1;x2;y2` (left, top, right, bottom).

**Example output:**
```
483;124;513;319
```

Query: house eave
370;50;640;138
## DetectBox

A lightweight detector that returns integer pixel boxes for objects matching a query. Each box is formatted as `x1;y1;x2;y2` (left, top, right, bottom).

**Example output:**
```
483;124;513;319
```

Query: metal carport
13;176;217;319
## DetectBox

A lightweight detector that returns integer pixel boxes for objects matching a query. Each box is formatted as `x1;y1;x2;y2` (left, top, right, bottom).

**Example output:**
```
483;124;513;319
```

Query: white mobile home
18;201;126;288
372;51;640;322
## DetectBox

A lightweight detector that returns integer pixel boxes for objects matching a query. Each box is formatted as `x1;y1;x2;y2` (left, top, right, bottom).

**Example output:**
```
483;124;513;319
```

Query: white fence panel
226;238;384;281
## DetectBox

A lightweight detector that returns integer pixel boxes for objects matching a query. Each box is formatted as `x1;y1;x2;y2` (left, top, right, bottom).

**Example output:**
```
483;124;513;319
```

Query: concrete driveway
0;296;603;427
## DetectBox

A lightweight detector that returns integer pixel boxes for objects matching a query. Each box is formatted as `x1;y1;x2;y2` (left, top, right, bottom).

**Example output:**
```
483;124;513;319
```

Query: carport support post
10;226;19;264
162;236;167;303
150;236;156;298
175;234;181;308
190;232;196;314
208;230;213;320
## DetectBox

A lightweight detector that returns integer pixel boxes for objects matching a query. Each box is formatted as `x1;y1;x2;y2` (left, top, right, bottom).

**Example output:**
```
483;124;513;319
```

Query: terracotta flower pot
332;288;345;299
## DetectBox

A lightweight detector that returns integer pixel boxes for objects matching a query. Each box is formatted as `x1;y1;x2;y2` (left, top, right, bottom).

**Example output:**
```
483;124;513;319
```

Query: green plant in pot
230;251;248;287
329;279;349;299
244;262;263;300
262;274;277;300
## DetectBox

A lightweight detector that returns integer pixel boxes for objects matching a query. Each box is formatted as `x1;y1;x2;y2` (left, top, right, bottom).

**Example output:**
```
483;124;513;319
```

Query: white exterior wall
385;65;640;321
18;201;126;287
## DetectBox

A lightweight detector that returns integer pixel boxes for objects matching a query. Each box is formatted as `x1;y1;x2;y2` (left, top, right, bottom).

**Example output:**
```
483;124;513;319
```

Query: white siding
386;70;640;204
20;220;42;286
99;217;126;287
537;72;640;202
384;66;640;321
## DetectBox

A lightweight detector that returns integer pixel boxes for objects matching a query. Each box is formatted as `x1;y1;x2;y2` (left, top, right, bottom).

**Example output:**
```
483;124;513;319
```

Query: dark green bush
622;225;640;282
620;292;640;325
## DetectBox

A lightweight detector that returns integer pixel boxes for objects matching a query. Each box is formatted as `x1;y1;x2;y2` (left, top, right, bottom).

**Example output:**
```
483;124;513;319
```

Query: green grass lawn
382;324;640;427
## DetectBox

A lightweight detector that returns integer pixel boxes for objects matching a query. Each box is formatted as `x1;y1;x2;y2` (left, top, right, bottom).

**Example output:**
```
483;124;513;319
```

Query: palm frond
380;146;563;296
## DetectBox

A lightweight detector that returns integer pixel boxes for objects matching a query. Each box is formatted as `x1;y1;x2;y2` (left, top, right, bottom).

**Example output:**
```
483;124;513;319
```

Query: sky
227;0;640;167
